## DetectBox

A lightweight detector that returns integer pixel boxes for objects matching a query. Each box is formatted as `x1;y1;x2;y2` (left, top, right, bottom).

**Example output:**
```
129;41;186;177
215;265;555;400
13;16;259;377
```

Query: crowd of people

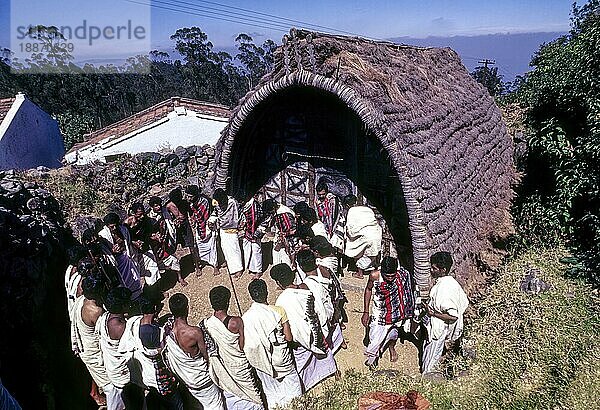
64;179;468;409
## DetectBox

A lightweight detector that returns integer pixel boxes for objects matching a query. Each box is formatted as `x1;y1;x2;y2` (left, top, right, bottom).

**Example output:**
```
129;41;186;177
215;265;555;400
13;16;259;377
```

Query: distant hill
388;32;565;81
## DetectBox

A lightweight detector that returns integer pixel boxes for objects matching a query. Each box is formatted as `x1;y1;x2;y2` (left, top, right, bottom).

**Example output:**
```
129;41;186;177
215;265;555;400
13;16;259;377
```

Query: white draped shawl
203;316;262;405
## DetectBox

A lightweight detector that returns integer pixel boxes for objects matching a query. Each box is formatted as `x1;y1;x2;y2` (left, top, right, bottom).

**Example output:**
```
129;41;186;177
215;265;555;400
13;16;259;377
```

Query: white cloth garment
220;229;244;273
64;265;81;321
427;276;469;341
223;391;263;410
203;316;263;406
72;296;112;390
364;320;400;367
242;303;294;378
330;323;345;355
292;345;337;392
303;275;334;336
104;383;124;410
316;256;338;275
256;368;302;410
310;221;328;239
271;205;295;268
275;288;325;355
197;229;218;266
344;206;382;259
136;250;160;286
118;315;160;390
422;326;449;374
422;275;469;374
242;303;301;409
243;238;262;273
163;333;225;410
97;313;131;388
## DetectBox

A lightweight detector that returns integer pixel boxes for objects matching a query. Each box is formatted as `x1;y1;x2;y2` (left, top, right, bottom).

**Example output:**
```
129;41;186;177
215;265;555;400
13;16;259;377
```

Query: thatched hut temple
211;29;516;295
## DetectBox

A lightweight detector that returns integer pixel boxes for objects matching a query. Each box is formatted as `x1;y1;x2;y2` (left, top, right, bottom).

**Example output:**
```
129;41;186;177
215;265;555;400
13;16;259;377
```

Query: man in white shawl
314;180;345;251
184;186;219;276
211;188;245;278
240;194;264;278
148;196;187;286
202;286;265;409
262;199;296;268
271;264;337;392
164;293;225;410
97;287;145;409
296;250;334;339
243;279;302;409
72;275;115;407
422;251;469;375
118;297;184;408
344;201;382;278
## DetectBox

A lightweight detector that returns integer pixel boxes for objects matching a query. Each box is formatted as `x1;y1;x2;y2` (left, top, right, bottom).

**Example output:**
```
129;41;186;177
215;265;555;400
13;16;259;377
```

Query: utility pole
478;59;496;69
477;59;496;94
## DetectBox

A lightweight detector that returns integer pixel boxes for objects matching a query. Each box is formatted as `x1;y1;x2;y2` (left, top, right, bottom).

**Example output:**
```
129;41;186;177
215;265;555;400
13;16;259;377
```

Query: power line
124;0;292;33
177;0;360;36
124;0;376;40
153;0;294;32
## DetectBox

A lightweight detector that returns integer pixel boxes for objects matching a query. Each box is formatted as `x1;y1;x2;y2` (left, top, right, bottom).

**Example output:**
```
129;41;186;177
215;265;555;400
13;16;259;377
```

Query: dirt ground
156;250;421;380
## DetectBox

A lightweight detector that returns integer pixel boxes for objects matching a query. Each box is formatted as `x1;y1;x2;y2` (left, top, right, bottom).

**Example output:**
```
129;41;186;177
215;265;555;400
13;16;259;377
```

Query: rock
34;188;51;198
520;268;551;294
166;153;179;167
0;180;24;195
36;166;50;172
197;155;209;166
26;197;43;211
186;145;198;156
175;146;190;163
204;147;215;157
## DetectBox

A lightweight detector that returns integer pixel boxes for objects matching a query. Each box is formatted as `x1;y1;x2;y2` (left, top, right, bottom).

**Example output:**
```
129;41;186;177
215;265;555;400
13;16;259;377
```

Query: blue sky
0;0;574;77
1;0;573;48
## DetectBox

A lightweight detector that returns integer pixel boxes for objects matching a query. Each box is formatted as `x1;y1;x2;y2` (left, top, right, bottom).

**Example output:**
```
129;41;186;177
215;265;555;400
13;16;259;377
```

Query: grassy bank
289;248;600;409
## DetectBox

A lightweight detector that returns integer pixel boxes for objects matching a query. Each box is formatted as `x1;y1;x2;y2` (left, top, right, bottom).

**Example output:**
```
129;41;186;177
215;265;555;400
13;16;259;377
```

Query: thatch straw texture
211;29;516;294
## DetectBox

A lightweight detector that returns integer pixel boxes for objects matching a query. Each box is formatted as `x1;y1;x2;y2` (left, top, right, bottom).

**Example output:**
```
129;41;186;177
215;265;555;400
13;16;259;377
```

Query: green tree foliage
512;0;600;285
471;65;505;96
235;33;277;89
0;26;276;150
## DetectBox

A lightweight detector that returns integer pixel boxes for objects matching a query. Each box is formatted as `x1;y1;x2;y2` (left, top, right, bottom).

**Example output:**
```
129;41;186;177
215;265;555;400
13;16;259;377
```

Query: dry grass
287;247;600;410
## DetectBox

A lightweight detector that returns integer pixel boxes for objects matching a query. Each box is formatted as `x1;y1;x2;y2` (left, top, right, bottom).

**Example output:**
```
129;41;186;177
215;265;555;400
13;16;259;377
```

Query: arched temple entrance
227;86;414;270
211;30;516;295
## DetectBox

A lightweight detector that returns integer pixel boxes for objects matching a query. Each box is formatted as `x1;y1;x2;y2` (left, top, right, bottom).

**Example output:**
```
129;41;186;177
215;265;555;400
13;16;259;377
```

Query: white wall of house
65;110;227;164
0;94;65;170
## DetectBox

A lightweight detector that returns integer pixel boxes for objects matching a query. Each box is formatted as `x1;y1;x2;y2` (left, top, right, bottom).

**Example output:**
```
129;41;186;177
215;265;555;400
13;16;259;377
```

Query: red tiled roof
69;97;230;153
0;97;16;125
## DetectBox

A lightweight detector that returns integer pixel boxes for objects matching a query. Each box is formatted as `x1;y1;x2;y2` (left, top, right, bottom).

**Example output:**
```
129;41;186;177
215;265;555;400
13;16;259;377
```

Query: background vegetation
288;248;600;410
0;27;275;149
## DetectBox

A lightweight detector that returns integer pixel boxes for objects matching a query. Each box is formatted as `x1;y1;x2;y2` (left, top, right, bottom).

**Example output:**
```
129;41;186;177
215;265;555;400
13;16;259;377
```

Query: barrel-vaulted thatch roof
211;29;516;295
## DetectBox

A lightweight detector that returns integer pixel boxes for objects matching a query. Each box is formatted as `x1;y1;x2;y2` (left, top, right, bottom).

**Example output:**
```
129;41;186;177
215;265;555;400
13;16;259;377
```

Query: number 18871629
19;42;75;53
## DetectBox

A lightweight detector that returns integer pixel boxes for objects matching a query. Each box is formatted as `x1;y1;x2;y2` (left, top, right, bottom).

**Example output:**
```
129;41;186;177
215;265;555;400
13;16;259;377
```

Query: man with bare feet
211;189;244;279
148;196;187;287
72;274;113;407
164;293;225;409
202;286;264;409
185;185;219;277
362;256;415;369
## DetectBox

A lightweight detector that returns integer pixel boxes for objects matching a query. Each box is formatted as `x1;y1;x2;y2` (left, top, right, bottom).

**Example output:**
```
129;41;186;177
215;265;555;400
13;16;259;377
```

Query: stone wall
0;170;87;409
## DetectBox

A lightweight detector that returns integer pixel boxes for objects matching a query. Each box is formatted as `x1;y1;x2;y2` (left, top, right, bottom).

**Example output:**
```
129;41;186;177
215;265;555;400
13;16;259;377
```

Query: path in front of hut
158;250;421;386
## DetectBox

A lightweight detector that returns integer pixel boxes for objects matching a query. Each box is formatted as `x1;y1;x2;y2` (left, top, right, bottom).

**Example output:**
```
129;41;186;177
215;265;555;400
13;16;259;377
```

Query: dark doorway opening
228;85;414;269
